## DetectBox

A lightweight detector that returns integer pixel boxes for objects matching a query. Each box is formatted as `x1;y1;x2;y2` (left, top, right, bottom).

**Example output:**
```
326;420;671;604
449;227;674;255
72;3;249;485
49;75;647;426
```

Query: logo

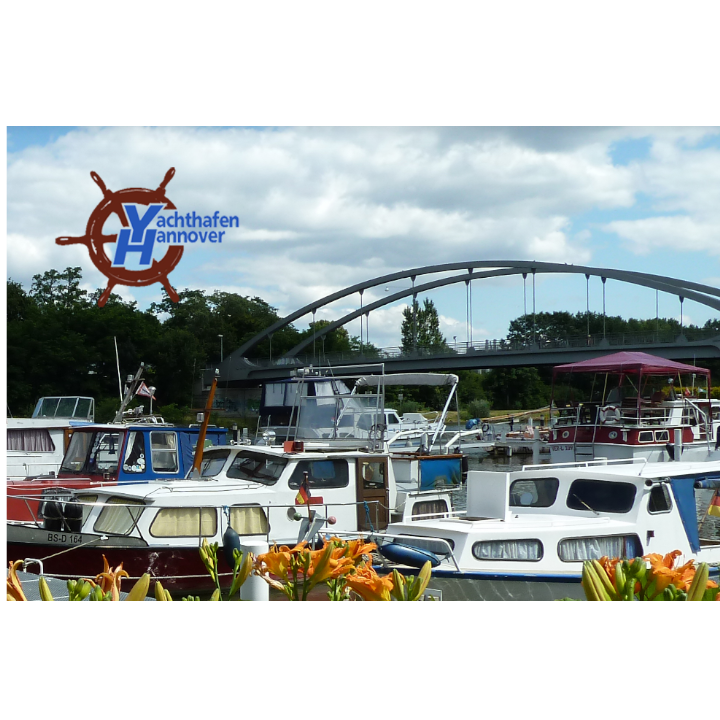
57;168;182;307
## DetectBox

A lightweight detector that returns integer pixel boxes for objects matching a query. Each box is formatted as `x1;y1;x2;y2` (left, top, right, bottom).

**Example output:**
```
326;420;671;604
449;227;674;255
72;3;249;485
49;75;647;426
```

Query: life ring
599;405;620;423
481;422;490;434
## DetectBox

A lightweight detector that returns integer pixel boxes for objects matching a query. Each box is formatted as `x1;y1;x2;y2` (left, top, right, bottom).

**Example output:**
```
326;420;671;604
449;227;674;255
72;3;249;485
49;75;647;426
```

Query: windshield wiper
572;493;599;515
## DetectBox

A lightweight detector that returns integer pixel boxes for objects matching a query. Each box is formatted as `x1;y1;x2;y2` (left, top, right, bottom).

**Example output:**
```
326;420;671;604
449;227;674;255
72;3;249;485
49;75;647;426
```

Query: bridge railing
246;328;720;368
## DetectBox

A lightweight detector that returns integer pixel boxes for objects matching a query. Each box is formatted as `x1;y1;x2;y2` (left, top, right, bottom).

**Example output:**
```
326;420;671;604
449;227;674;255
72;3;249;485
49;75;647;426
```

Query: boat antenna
572;493;599;515
114;336;123;402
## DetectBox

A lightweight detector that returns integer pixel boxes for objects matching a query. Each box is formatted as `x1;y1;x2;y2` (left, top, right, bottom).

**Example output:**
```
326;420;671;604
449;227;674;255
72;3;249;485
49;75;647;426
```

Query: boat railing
521;456;649;472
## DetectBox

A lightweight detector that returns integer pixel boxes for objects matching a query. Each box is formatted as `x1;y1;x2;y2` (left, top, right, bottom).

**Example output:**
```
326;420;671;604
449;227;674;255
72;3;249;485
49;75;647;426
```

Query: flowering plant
582;551;719;601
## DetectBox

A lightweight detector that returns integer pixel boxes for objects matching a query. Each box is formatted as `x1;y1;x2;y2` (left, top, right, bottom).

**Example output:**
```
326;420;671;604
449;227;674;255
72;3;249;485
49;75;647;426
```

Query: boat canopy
355;373;459;388
553;352;710;378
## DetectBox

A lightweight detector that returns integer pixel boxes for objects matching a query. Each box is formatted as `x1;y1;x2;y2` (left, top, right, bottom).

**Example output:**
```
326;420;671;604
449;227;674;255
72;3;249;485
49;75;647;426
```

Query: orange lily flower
7;560;27;601
93;555;129;601
598;556;619;587
344;560;394;601
328;537;377;561
254;544;295;583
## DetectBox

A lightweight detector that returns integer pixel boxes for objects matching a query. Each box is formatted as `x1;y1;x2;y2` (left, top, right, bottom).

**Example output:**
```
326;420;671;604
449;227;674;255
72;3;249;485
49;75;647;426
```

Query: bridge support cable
602;276;607;339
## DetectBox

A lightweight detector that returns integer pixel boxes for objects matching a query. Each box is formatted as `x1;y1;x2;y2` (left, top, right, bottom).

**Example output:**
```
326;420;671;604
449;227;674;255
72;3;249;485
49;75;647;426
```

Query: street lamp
218;334;224;362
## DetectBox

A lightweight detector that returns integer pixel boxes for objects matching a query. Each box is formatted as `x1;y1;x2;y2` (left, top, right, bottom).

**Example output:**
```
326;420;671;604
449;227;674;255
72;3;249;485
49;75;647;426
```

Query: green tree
400;298;448;352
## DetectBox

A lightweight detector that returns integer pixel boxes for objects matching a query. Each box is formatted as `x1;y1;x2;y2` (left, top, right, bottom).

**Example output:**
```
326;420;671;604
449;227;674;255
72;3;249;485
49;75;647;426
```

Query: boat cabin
374;458;720;583
7;423;228;522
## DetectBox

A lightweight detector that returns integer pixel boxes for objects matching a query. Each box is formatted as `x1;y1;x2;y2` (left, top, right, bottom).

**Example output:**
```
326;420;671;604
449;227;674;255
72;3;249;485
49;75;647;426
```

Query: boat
548;352;720;464
6;366;464;593
7;396;96;481
360;457;720;600
7;364;231;522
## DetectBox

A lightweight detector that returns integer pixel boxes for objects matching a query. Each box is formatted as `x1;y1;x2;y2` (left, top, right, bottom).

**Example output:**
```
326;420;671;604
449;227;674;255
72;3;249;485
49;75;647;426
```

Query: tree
400;298;448;352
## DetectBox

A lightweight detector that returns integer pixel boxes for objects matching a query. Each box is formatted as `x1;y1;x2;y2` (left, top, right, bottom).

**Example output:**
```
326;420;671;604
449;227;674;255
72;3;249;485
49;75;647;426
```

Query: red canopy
553;351;710;377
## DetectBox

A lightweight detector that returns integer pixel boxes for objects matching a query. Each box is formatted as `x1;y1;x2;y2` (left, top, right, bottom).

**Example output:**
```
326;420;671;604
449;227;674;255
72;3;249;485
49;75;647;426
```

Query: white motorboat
7;367;463;593
361;457;720;600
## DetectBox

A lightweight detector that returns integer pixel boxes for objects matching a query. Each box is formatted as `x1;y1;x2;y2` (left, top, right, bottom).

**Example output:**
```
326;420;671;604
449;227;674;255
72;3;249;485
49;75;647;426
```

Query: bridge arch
234;261;720;358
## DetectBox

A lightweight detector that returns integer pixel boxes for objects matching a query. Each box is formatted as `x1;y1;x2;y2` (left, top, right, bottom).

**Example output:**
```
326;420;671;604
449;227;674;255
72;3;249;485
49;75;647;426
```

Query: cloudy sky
6;125;720;351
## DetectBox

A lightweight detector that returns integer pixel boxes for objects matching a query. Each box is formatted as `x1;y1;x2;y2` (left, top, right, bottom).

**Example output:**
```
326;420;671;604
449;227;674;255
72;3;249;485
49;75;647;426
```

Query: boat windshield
226;451;288;485
200;449;231;478
61;430;123;475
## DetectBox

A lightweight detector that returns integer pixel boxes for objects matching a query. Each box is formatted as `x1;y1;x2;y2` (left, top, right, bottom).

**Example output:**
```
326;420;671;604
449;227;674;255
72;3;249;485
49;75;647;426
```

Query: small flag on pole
708;492;720;518
136;382;156;400
295;472;310;505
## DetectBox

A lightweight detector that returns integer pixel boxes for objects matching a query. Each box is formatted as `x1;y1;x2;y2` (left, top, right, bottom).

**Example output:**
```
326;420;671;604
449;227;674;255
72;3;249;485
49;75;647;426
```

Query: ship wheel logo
56;168;182;307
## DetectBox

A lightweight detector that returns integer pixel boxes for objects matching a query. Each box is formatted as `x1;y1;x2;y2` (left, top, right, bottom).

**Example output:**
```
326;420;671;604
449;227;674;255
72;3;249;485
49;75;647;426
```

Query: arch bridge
221;261;720;383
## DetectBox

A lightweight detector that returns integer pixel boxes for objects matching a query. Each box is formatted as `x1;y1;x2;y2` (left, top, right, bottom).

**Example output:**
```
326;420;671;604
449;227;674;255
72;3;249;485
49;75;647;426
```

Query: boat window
289;460;350;489
648;484;673;514
229;506;269;535
567;479;637;513
510;478;559;507
226;451;287;485
75;494;97;524
386;414;400;425
412;499;449;519
61;431;94;472
94;497;145;535
558;534;642;562
654;430;669;442
638;431;654;443
7;429;56;452
201;450;231;478
150;432;179;473
122;431;147;474
150;507;217;537
472;539;543;562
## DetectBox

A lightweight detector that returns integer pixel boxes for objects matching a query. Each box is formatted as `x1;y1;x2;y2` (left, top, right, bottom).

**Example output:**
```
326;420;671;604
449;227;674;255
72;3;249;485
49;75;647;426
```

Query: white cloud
8;126;720;346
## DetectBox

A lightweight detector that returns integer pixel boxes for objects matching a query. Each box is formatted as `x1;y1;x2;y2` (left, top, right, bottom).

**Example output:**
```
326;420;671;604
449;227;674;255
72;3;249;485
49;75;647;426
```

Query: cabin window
229;506;269;535
265;383;287;406
567;479;637;514
84;431;121;474
648;484;673;514
150;432;179;473
75;495;97;524
226;451;287;485
472;539;543;562
412;500;449;519
150;507;217;537
387;414;400;425
289;460;350;489
61;431;94;472
122;431;146;474
654;430;669;442
510;478;559;507
94;497;145;535
558;534;642;562
638;431;654;443
7;429;55;452
201;450;231;478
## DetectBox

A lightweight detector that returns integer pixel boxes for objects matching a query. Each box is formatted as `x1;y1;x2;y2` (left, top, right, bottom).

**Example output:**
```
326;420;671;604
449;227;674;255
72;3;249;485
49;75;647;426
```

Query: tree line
7;267;720;418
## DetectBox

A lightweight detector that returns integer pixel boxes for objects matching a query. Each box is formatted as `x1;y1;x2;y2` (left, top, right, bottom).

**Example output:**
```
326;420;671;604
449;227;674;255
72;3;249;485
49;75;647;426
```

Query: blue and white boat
365;457;720;600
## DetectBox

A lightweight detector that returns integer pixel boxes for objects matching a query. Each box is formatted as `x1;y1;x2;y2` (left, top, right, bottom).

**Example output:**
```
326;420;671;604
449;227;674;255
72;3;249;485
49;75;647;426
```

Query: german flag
708;492;720;518
295;484;309;505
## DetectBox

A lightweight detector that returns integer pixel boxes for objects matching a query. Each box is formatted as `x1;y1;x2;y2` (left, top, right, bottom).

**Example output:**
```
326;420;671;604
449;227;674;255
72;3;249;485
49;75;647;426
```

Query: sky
6;125;720;352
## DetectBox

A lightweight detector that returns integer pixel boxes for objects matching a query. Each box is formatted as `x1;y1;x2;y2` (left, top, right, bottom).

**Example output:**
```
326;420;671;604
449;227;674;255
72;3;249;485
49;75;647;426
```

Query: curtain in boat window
558;534;642;562
150;507;217;537
94;497;145;535
472;539;543;561
7;429;55;452
229;506;269;535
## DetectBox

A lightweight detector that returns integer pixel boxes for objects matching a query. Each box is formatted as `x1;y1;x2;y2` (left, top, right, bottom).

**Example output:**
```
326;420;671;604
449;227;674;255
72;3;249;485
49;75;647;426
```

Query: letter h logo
112;203;165;267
